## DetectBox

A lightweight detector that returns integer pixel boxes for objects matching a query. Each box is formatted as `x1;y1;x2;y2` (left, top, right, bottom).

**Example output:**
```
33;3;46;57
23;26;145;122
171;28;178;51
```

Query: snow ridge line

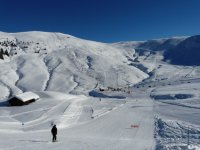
57;97;87;129
43;57;62;91
70;75;80;94
0;81;12;99
15;58;26;92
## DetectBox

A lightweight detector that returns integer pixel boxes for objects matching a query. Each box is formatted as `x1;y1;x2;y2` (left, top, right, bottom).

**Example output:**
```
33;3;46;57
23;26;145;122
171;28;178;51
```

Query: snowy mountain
113;35;200;66
0;31;148;99
0;32;200;150
112;36;186;52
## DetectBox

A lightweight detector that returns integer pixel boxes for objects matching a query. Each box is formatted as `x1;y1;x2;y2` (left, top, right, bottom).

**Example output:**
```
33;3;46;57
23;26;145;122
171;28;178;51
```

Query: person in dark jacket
51;125;57;142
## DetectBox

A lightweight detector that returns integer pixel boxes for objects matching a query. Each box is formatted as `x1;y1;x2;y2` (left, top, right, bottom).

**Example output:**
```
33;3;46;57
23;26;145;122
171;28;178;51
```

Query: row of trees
0;48;9;59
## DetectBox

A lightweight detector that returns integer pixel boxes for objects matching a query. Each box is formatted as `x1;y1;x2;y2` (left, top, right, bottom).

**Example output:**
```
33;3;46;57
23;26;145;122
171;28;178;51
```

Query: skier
51;124;57;142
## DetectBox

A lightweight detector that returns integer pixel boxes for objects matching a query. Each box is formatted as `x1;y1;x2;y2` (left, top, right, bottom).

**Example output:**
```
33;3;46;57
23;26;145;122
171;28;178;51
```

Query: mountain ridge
113;34;200;66
0;31;148;99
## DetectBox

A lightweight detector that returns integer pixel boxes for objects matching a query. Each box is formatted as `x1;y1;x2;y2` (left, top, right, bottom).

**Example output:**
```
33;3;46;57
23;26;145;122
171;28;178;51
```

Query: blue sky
0;0;200;42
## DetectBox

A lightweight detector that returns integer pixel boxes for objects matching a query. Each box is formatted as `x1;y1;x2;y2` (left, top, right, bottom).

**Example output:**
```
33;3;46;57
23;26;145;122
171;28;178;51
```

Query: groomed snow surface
0;91;155;150
0;32;200;149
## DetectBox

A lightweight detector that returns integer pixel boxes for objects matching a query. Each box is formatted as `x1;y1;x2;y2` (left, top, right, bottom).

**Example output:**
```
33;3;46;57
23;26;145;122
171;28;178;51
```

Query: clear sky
0;0;200;42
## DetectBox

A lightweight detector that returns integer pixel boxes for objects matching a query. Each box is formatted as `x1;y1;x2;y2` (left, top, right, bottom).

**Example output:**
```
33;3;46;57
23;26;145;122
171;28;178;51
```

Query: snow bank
155;118;200;150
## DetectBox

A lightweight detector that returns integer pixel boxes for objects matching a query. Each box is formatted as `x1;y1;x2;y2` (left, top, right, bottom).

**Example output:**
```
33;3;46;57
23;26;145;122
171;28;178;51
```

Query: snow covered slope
0;31;148;100
0;91;155;150
113;35;200;66
114;36;200;149
112;36;186;52
1;32;200;150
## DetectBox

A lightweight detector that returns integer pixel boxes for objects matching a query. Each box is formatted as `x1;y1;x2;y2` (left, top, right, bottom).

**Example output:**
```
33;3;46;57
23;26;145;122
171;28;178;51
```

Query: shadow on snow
89;90;126;99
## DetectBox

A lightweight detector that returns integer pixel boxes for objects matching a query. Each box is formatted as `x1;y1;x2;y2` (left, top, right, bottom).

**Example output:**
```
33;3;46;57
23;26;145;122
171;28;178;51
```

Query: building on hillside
8;92;40;106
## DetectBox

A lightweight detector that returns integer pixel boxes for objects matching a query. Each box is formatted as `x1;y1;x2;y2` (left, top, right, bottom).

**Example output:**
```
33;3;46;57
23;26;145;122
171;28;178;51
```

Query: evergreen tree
0;48;4;59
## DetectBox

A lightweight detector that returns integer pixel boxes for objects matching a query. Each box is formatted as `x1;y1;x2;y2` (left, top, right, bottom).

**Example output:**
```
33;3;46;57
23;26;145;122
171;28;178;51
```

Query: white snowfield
0;31;148;97
0;31;200;149
0;91;155;150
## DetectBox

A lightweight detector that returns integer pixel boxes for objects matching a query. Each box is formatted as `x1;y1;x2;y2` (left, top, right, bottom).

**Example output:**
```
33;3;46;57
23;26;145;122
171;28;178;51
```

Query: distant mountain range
114;35;200;66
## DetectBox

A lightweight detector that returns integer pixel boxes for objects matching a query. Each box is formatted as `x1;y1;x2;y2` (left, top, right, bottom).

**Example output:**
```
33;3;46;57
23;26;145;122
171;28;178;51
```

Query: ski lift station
8;92;40;106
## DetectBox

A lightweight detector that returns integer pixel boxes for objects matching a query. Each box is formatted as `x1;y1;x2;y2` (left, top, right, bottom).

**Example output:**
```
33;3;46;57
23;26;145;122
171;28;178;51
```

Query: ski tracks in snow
57;96;87;129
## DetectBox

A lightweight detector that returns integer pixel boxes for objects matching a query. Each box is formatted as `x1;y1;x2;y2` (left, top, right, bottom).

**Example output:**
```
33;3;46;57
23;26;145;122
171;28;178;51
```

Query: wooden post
187;126;189;146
